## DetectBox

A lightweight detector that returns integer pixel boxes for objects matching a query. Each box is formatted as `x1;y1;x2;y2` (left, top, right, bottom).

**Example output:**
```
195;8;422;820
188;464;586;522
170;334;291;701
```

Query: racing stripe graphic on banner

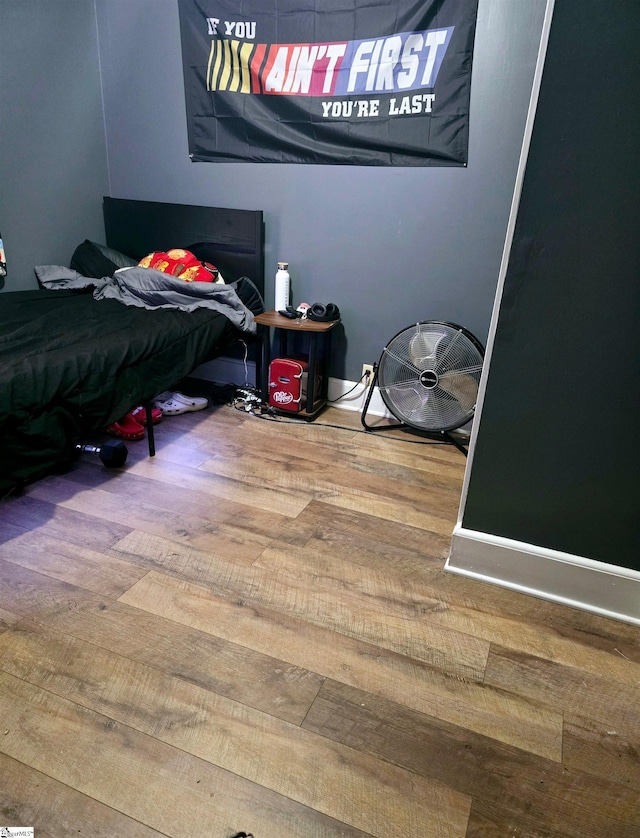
207;29;452;97
178;0;478;166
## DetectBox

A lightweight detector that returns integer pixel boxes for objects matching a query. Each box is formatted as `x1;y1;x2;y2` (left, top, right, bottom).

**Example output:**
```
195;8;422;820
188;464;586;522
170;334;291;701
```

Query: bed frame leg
144;402;156;457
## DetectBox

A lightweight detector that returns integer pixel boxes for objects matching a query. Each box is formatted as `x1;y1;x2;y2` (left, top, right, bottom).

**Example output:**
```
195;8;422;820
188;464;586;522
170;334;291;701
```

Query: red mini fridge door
268;358;308;412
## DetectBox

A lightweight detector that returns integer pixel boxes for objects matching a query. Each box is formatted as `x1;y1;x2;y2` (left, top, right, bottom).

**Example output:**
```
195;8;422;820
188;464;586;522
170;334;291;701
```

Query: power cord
230;369;371;412
246;406;456;447
225;380;462;450
232;385;263;412
327;371;370;403
237;339;251;389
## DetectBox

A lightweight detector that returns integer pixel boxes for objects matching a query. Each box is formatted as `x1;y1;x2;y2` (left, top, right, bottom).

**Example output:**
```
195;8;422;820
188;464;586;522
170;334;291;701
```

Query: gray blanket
34;265;256;334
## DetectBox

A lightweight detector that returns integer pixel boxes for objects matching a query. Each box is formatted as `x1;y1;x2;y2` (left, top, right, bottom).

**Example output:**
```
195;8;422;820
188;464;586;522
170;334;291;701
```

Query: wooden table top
255;309;341;332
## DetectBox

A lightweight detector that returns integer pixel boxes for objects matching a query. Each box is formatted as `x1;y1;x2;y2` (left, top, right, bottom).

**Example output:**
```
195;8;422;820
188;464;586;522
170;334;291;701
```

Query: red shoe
130;405;163;426
106;413;145;440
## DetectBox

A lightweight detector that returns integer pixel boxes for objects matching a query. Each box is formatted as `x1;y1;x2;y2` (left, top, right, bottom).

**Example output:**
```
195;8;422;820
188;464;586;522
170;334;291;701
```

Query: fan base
360;412;468;457
360;366;468;457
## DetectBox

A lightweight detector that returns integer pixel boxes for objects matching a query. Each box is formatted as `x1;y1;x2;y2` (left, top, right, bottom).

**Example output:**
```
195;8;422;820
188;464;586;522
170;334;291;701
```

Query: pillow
70;239;137;278
137;248;222;283
70;240;120;278
233;276;265;314
91;241;138;269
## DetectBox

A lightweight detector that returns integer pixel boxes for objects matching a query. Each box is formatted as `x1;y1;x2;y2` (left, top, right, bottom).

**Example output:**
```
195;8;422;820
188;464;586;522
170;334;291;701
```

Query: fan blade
439;364;483;377
437;372;479;410
409;329;447;370
382;384;431;422
433;330;465;374
383;345;422;377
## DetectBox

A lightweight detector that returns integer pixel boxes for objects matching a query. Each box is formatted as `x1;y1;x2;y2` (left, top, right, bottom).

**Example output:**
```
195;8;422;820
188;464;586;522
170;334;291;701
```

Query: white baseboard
326;377;393;417
446;525;640;626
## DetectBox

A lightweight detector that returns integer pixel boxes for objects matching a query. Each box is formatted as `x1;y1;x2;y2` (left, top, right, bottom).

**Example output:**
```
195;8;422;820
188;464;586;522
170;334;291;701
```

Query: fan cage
377;321;484;433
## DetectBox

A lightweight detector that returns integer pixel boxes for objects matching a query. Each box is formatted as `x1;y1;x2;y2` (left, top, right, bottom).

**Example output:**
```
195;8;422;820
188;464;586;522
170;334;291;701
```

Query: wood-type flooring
0;402;638;837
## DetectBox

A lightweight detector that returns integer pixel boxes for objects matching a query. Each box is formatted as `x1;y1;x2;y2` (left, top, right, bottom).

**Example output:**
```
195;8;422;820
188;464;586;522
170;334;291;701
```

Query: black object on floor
75;439;128;468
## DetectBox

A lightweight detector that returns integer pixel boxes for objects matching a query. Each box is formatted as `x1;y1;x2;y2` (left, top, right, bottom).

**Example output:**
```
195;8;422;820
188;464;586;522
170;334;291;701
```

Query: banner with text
177;0;478;166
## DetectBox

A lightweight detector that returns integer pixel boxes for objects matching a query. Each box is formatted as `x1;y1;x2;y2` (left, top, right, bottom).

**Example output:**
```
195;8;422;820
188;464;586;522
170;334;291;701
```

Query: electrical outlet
361;363;375;386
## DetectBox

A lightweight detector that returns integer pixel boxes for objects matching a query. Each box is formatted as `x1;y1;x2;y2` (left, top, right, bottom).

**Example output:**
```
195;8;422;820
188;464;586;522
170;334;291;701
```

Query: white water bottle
275;261;290;311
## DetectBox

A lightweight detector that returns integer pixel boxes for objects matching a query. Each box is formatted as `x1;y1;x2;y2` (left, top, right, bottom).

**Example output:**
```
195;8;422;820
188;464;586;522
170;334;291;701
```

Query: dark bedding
35;265;256;331
0;280;260;496
1;198;265;497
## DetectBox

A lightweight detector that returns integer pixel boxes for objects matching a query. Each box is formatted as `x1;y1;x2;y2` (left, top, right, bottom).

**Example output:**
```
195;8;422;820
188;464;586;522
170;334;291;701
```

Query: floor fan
361;321;485;455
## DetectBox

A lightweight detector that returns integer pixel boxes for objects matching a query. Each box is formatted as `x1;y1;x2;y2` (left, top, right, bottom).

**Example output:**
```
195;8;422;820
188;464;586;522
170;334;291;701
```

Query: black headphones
307;302;340;322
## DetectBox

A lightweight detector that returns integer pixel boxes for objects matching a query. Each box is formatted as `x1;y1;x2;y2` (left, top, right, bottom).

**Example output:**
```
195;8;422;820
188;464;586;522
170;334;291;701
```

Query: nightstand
255;310;341;420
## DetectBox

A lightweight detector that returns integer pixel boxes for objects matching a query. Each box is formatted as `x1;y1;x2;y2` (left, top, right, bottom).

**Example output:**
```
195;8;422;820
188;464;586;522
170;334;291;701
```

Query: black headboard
102;197;264;296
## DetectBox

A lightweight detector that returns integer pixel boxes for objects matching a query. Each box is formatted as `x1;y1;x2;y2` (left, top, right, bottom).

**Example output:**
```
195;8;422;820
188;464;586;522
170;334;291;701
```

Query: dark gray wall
95;0;547;380
461;1;640;570
0;0;109;293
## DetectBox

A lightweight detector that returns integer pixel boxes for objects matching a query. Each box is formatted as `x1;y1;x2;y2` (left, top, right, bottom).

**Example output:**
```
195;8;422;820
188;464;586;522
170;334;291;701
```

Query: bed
0;197;265;497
